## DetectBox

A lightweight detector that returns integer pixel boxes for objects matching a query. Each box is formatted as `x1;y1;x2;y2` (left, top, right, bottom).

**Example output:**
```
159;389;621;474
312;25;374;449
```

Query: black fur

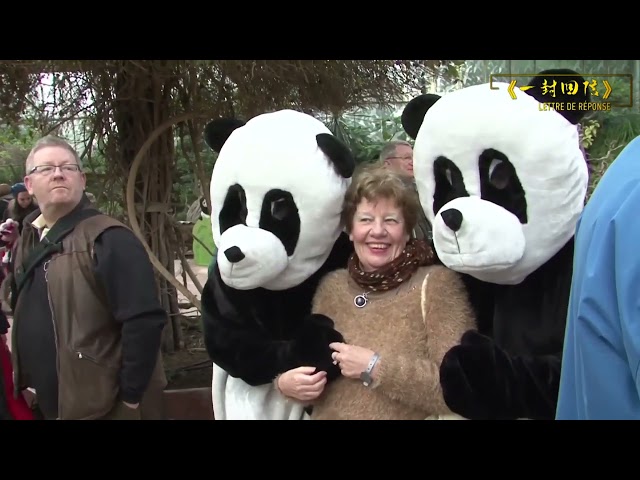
204;118;246;153
401;93;441;139
439;239;574;419
524;69;590;125
316;133;356;179
219;184;248;234
259;189;300;256
201;232;353;385
478;149;528;224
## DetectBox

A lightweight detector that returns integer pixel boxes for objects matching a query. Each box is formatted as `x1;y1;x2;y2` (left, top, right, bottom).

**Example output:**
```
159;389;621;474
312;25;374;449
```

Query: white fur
212;363;310;420
432;196;526;280
413;82;588;285
215;224;289;290
209;109;350;291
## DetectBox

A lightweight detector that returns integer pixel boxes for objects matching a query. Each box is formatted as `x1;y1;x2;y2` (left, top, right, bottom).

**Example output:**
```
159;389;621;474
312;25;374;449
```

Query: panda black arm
440;331;563;419
440;249;574;420
200;271;298;386
200;266;344;386
490;244;574;419
508;352;562;419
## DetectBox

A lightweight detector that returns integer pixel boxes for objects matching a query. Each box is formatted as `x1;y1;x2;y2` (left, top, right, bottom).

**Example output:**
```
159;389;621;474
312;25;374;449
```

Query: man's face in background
384;144;414;176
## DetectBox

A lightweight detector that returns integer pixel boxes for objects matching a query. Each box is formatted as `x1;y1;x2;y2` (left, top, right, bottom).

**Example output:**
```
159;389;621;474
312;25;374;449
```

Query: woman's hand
330;342;377;380
277;366;327;402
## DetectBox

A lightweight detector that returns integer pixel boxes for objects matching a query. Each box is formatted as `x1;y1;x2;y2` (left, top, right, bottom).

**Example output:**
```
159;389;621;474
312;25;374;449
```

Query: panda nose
441;208;463;232
224;246;245;263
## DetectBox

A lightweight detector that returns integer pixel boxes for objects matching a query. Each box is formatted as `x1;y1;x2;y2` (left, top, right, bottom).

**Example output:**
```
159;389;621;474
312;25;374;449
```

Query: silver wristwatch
360;352;380;387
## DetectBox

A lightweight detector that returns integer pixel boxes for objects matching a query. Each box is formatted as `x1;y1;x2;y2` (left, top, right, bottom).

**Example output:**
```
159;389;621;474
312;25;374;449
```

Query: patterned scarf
348;238;436;292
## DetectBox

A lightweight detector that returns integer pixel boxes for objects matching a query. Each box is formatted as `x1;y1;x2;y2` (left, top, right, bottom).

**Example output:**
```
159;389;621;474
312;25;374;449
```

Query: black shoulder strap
12;207;101;303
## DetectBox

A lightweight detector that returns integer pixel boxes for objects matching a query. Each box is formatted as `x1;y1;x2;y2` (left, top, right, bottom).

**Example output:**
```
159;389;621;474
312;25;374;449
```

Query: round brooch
354;293;368;308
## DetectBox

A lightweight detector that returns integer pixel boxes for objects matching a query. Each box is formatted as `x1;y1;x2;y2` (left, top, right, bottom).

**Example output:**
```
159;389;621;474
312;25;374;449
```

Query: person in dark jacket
2;135;168;420
2;182;38;232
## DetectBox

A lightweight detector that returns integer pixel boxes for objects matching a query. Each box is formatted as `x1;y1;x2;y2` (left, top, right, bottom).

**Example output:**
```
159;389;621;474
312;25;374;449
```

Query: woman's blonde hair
341;163;420;235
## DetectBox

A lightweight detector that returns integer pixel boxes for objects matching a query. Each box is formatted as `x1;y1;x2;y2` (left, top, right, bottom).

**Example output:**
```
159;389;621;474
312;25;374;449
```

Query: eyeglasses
28;164;81;175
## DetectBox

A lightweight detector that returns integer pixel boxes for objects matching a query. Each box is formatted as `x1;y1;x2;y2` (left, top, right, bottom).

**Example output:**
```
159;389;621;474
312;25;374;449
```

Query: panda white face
403;73;589;285
205;110;354;291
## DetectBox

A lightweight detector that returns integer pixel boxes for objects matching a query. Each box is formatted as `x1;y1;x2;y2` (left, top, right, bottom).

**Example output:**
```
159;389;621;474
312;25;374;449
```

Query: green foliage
173;136;217;221
0;121;42;184
585;110;640;199
581;118;600;150
324;107;411;165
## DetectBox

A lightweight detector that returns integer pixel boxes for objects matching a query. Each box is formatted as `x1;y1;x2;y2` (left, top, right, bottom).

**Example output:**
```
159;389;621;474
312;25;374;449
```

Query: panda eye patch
478;148;528;224
488;158;509;190
219;183;248;234
432;156;469;215
271;197;290;221
445;168;453;185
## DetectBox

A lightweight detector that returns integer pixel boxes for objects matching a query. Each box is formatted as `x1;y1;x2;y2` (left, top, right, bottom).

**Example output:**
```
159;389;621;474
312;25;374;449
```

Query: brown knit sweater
309;265;475;420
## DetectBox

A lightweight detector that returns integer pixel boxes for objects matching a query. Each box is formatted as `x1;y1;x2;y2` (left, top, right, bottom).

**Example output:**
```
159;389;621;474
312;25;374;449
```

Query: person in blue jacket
556;134;640;420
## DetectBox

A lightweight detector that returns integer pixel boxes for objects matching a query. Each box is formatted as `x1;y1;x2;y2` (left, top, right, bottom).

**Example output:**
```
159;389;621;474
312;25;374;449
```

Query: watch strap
360;352;380;386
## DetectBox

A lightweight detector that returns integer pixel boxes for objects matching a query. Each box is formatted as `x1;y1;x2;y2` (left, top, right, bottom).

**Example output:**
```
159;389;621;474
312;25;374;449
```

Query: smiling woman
274;164;477;420
342;166;418;272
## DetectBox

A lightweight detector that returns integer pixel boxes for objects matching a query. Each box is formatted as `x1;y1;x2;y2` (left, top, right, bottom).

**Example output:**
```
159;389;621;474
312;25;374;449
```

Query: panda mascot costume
199;109;355;420
401;69;590;420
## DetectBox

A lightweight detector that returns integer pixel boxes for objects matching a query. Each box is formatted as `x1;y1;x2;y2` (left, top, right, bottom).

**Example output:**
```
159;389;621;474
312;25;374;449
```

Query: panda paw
294;314;344;381
440;330;518;419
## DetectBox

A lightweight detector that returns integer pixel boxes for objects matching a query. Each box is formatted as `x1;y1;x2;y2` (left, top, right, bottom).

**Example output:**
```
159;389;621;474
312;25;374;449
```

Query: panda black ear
524;69;590;124
316;133;356;179
203;118;246;153
401;94;441;139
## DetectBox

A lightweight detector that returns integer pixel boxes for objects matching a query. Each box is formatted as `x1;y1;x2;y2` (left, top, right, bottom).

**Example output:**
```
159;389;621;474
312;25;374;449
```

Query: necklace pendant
354;293;368;308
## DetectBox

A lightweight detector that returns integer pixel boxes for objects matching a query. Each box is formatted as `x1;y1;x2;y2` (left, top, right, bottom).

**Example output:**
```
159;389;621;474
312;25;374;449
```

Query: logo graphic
490;73;633;111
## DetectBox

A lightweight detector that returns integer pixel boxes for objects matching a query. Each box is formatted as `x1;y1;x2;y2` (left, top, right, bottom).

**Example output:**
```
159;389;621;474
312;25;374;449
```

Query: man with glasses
0;135;167;420
379;140;432;241
381;140;414;175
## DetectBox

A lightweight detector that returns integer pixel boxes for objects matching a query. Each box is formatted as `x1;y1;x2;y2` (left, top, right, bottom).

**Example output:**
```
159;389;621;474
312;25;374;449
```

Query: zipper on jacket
11;318;19;398
77;351;99;364
43;259;62;419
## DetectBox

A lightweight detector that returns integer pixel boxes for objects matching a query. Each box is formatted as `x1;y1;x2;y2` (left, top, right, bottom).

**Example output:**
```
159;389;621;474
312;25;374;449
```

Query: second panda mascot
401;69;590;420
200;109;355;420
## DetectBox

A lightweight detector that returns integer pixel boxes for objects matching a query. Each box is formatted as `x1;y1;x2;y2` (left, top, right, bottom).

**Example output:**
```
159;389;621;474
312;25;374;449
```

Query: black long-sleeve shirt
92;226;167;403
16;226;166;418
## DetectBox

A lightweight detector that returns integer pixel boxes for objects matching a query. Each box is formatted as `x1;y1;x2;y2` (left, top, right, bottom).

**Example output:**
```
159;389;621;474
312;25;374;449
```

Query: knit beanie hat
11;182;27;198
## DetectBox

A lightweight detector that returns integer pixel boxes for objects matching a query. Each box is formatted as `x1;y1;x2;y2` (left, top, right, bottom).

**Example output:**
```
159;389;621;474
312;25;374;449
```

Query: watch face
360;371;372;386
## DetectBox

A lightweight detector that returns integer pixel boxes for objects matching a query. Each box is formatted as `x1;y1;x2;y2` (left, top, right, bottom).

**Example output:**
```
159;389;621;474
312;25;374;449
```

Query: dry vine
126;110;212;312
0;59;455;351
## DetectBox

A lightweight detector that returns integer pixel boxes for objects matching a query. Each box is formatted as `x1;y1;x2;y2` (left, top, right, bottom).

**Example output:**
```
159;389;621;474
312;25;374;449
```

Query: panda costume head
206;109;353;291
401;69;591;420
402;69;590;286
